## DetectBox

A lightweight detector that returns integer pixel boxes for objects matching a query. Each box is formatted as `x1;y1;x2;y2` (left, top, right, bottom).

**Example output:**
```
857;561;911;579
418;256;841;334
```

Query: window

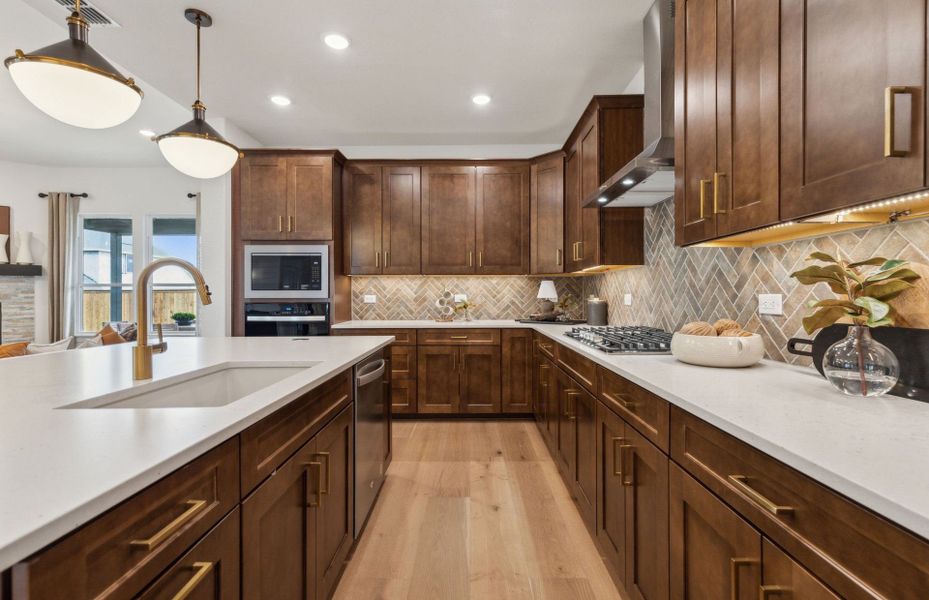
149;217;198;334
78;217;133;333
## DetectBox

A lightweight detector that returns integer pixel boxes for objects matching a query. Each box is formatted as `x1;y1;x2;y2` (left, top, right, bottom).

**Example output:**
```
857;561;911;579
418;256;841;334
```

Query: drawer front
762;538;839;600
535;334;557;360
335;328;415;345
597;366;669;452
390;378;417;414
671;407;929;599
390;345;417;380
555;343;597;394
137;508;240;600
417;328;500;345
240;369;352;495
12;440;238;600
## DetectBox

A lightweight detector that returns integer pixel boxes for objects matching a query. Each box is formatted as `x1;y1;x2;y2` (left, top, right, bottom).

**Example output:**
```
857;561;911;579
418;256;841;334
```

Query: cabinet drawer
671;407;929;599
240;369;351;495
335;328;415;345
137;508;240;600
597;366;669;452
390;378;417;414
534;334;556;360
390;345;417;380
417;328;500;345
554;343;596;394
12;439;238;600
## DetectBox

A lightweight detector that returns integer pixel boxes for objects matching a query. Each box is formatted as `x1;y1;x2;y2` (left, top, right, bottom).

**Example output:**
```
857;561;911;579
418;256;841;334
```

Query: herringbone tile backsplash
350;197;929;365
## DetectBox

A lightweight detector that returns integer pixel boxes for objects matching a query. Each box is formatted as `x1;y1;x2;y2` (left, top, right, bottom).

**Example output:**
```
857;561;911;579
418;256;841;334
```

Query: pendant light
3;0;143;129
155;9;238;180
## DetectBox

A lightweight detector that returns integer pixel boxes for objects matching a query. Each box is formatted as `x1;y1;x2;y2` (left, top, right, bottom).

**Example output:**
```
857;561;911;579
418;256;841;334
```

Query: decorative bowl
670;332;764;368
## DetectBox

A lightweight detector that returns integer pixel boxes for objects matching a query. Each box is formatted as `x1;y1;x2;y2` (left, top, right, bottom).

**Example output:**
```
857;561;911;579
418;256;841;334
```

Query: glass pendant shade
156;105;238;179
4;15;142;129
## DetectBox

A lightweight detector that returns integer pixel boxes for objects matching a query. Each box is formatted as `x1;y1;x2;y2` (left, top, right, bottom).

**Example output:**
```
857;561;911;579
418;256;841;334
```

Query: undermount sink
62;362;318;409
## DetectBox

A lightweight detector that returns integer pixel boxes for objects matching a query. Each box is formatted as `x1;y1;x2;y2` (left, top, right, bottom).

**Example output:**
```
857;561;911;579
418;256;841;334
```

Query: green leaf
807;299;858;311
791;264;851;294
878;259;907;271
847;257;889;269
867;316;895;328
807;252;839;264
801;306;849;334
864;267;922;284
860;279;916;301
854;296;890;320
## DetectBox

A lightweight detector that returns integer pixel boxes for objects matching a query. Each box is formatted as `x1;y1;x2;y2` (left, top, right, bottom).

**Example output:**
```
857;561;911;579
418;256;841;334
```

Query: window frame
145;214;200;337
75;214;135;335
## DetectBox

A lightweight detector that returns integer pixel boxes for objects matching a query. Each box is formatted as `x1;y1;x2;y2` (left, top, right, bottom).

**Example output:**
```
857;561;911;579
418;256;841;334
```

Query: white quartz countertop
336;319;929;541
0;336;391;571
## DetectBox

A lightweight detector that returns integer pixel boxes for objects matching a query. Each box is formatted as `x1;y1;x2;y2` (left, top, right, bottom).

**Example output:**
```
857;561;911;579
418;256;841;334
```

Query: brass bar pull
170;561;214;600
603;391;636;409
759;585;791;599
450;335;468;339
314;452;331;495
728;475;794;515
699;179;712;220
375;251;380;268
621;445;634;487
556;248;562;266
384;251;389;268
576;240;583;260
713;172;727;214
611;437;625;477
478;251;483;267
305;461;323;507
729;557;757;600
288;215;294;232
278;215;283;232
565;391;580;420
885;86;911;157
130;499;207;550
469;251;473;267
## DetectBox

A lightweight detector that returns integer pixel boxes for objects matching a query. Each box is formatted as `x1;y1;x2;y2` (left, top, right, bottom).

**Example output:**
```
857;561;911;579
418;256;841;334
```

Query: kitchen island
0;335;391;598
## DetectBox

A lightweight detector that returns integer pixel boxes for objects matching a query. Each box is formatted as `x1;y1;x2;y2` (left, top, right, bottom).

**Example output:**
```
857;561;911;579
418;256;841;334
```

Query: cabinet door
532;350;547;426
674;0;719;245
715;0;780;236
573;386;597;531
555;369;578;477
389;345;417;381
596;404;628;585
502;329;532;413
578;115;601;269
544;361;560;447
421;166;476;274
242;437;319;599
288;155;333;241
344;165;383;274
382;166;421;274
624;426;669;600
138;509;240;600
314;406;354;600
564;147;583;270
530;153;565;274
761;539;839;600
390;378;417;415
781;0;926;219
416;346;460;413
475;165;530;274
240;154;288;240
459;345;501;413
670;463;761;599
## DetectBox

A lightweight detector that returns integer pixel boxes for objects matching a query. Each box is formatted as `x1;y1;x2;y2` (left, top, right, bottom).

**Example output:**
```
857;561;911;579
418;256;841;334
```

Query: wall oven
244;302;330;337
244;244;329;299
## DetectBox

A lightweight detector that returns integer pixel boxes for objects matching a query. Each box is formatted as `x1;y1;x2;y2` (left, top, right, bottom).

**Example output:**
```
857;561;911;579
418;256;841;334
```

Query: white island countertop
336;319;929;542
0;335;391;571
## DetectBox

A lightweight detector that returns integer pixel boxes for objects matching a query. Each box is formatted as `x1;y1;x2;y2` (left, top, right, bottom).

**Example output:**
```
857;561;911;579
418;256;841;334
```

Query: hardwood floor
334;420;623;600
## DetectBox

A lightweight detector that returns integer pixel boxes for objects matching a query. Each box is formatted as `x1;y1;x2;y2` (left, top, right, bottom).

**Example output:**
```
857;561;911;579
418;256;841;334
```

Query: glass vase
822;326;899;397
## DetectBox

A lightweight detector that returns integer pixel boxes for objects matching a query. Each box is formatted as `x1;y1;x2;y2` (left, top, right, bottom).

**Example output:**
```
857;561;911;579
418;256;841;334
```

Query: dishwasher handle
356;359;386;387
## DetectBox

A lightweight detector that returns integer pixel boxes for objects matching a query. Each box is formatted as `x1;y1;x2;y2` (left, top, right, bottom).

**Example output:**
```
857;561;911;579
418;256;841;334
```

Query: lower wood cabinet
501;329;532;413
417;345;502;414
552;366;597;531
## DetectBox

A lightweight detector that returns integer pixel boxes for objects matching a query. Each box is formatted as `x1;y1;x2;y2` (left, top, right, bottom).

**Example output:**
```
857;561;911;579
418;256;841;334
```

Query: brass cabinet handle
171;561;214;600
603;391;636;410
478;251;483;267
713;172;727;214
730;557;757;600
556;248;562;266
565;390;580;420
375;251;380;268
728;475;794;515
699;179;712;220
450;335;469;340
885;86;912;157
278;215;283;232
384;250;389;268
314;452;331;495
621;445;634;487
288;215;294;232
611;437;625;477
130;499;207;550
759;585;791;599
305;461;323;507
576;240;584;261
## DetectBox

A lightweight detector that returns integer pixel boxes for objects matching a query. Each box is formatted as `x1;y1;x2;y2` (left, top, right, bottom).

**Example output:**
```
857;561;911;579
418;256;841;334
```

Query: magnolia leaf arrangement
790;252;922;334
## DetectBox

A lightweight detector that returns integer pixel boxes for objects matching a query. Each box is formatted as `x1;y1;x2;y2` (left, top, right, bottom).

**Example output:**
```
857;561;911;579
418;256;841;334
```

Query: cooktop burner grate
564;326;673;354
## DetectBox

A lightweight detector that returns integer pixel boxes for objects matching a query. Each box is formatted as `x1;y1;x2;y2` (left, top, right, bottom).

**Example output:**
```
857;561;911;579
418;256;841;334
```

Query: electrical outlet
454;293;467;303
363;294;377;304
758;293;783;316
623;293;633;306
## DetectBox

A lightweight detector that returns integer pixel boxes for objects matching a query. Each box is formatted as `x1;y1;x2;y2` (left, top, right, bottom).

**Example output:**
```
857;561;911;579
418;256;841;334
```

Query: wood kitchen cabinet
416;345;460;413
501;329;532;413
475;165;530;274
344;165;421;275
762;539;838;600
530;151;565;274
553;367;597;531
417;344;501;414
239;154;288;240
421;166;476;274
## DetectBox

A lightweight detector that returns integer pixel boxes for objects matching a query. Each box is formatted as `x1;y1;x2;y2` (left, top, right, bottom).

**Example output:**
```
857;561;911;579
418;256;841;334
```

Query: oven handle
246;316;327;322
356;359;386;387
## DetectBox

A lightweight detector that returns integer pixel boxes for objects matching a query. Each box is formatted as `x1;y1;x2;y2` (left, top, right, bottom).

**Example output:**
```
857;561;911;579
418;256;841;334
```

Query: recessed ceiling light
621;178;635;186
597;196;609;204
139;129;156;137
324;33;350;50
471;94;491;106
270;95;291;106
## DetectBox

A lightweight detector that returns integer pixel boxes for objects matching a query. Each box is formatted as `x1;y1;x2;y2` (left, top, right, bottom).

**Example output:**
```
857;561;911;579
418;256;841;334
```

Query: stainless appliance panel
244;302;330;337
244;244;329;299
354;350;390;538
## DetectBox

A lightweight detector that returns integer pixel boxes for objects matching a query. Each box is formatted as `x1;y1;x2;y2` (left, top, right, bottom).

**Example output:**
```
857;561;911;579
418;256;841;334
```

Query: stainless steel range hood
589;0;675;208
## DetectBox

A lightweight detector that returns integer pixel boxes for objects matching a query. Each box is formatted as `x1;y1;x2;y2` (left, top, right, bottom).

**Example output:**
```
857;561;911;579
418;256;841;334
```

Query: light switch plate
454;293;467;303
758;293;783;316
623;293;633;306
363;294;377;304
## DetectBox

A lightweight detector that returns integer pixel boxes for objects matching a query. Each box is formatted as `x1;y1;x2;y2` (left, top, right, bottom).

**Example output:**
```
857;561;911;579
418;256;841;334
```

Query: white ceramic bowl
670;332;765;368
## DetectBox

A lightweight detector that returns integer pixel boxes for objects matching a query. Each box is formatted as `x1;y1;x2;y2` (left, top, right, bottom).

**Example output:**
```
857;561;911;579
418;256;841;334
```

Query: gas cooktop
564;326;673;354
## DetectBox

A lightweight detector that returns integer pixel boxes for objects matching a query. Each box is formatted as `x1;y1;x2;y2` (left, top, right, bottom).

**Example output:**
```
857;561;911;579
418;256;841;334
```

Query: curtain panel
47;192;80;342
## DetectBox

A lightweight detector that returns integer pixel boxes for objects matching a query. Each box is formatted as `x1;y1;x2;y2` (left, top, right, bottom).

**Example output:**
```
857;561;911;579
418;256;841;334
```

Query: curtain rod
38;192;88;198
187;193;198;198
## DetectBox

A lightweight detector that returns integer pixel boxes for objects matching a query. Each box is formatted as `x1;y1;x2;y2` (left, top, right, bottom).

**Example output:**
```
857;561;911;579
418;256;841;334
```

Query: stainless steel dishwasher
354;349;390;537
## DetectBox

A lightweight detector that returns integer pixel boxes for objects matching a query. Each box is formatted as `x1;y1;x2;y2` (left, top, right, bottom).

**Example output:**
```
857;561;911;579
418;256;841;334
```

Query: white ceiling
5;0;651;165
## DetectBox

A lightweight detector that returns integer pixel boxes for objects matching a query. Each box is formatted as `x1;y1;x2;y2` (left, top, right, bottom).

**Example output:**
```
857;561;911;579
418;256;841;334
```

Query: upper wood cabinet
530;151;565;274
344;165;421;275
475;165;530;274
238;151;341;242
421;166;477;274
780;0;926;220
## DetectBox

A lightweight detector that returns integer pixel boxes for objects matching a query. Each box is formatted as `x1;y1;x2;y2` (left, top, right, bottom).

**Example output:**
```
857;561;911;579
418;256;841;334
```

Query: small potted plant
171;311;196;327
791;251;921;397
453;299;478;321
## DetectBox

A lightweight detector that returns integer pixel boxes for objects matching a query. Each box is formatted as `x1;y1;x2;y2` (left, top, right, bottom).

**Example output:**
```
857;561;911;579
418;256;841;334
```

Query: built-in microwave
244;244;329;299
